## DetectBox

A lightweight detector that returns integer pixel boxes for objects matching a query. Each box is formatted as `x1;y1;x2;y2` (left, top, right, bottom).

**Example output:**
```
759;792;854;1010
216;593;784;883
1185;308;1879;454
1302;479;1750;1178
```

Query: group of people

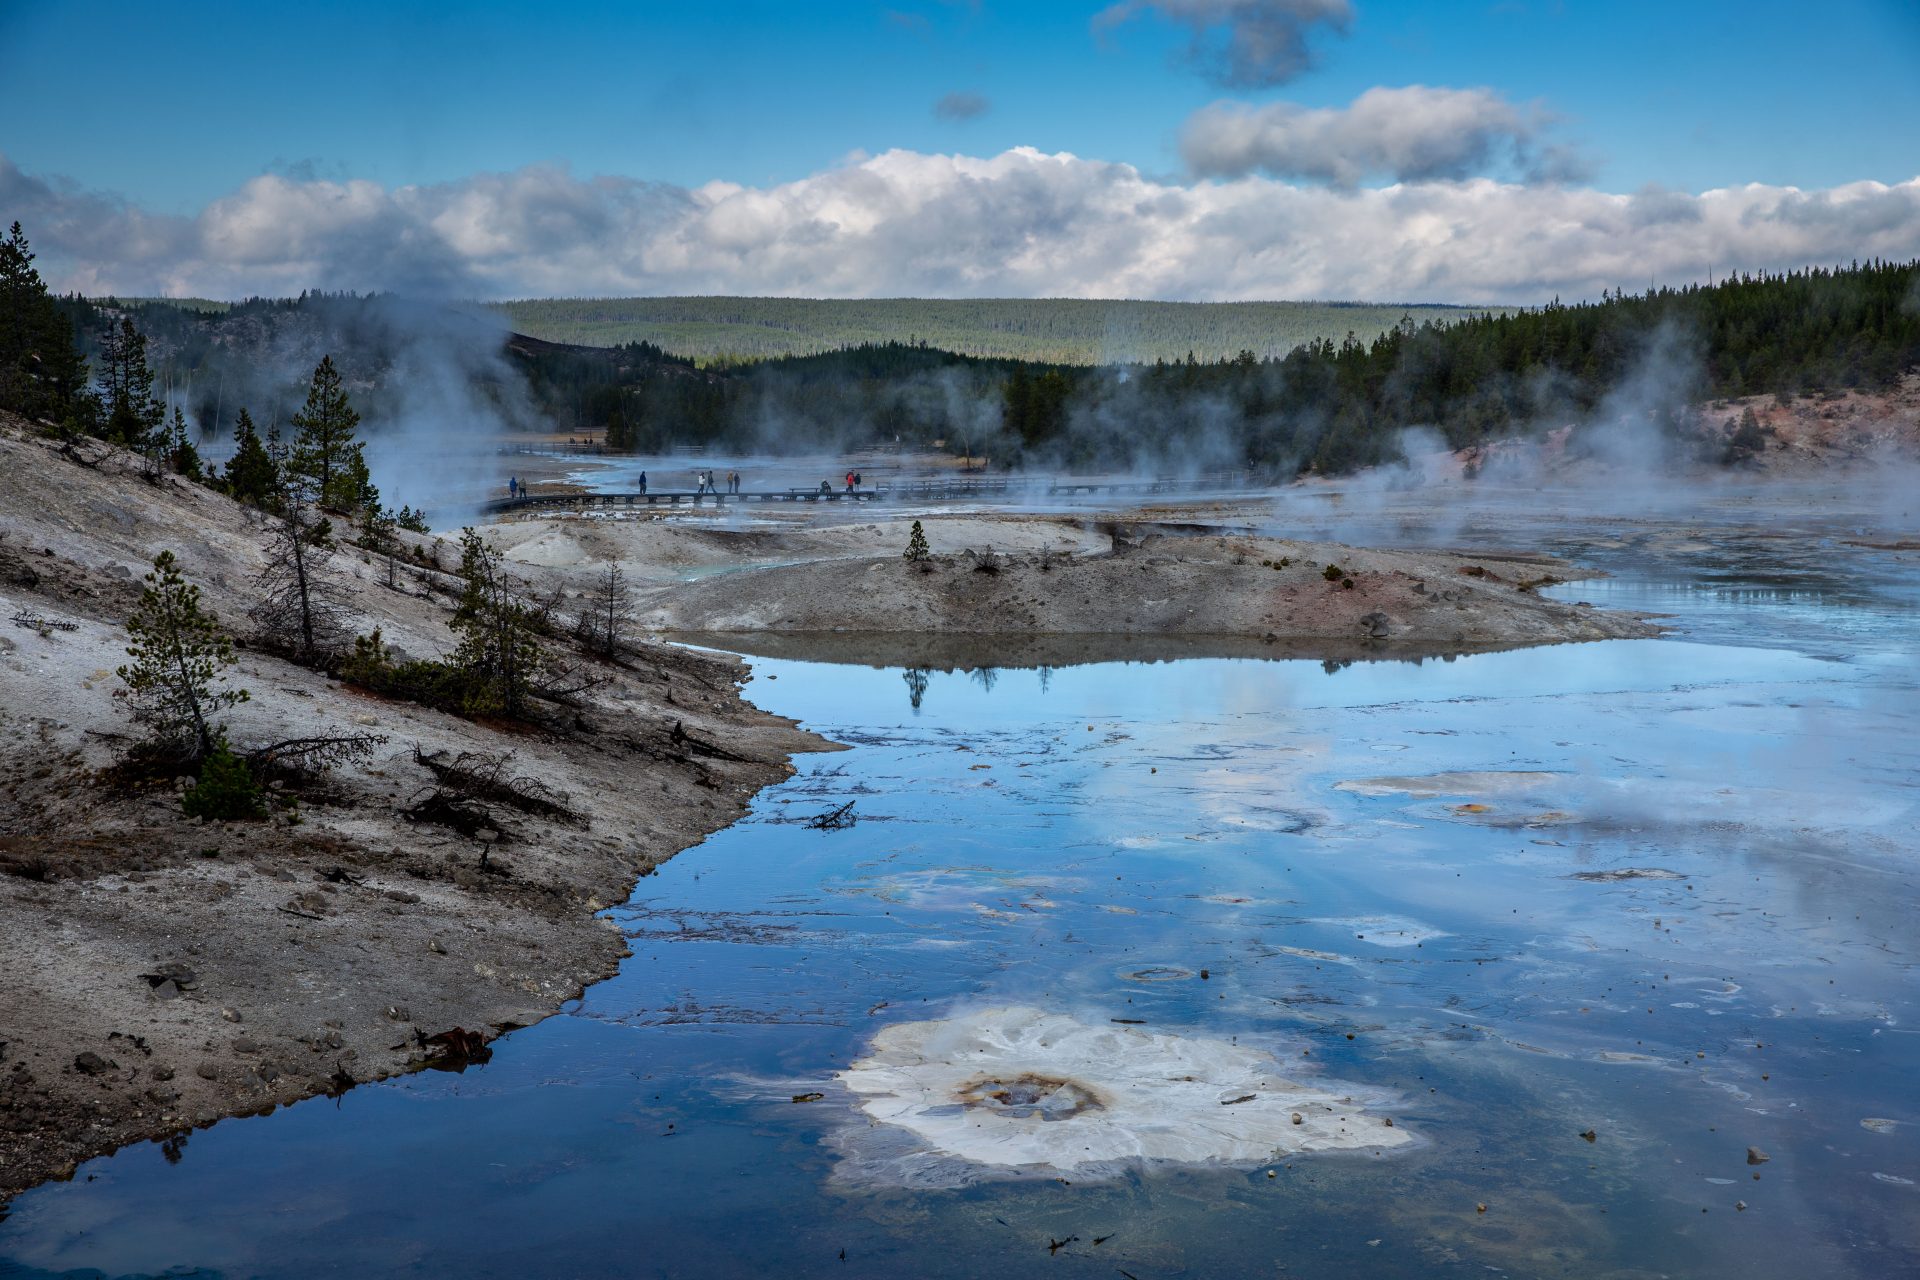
814;470;866;495
694;470;742;495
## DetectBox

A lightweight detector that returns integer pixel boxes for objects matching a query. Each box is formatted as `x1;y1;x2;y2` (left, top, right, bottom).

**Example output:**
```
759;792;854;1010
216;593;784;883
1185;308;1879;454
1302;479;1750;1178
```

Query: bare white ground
835;1006;1411;1180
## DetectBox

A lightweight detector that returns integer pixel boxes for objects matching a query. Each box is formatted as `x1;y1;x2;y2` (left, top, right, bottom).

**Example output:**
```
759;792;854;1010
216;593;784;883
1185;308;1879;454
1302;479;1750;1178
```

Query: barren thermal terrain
629;530;1655;651
0;416;831;1197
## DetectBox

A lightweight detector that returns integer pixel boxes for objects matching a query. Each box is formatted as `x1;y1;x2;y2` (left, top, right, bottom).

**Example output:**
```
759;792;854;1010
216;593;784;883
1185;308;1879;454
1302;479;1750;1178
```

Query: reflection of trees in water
970;667;998;693
903;667;930;711
1037;665;1053;694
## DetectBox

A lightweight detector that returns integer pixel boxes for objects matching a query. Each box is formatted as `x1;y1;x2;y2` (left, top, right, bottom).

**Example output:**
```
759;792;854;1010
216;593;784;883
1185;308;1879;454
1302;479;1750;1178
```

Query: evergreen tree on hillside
0;222;92;427
289;355;370;510
449;528;549;718
96;315;165;451
222;408;277;506
251;459;350;668
117;550;249;762
166;404;202;478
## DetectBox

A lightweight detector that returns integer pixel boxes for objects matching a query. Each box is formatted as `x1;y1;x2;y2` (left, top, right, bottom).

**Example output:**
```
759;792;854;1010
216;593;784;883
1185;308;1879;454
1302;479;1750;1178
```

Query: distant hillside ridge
485;297;1503;366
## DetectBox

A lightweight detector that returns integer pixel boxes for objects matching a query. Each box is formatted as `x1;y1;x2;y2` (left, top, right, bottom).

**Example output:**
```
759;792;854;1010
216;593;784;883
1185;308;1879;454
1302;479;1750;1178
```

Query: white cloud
1094;0;1352;88
3;150;1917;306
1181;85;1592;186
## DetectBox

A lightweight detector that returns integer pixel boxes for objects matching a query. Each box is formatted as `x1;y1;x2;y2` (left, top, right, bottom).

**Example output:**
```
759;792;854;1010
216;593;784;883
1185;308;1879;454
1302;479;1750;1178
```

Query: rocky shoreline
0;419;834;1200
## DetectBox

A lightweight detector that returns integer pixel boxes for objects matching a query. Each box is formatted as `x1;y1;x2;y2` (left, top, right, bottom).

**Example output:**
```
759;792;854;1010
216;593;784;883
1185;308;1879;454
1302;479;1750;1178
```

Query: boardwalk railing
480;472;1251;517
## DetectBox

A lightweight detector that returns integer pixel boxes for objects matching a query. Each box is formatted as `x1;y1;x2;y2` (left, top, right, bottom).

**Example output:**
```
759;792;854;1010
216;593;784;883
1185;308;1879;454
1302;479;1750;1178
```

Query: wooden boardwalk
482;488;882;515
481;473;1249;516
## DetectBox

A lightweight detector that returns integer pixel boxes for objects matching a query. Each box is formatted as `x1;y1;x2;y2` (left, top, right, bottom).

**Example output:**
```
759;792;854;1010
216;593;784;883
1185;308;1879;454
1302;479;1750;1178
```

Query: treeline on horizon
4;215;1917;480
489;296;1495;366
519;259;1920;474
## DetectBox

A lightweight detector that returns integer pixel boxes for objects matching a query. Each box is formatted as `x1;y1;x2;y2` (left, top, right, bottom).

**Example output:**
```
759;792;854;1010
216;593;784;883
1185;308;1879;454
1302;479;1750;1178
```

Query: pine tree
449;528;549;718
903;519;932;565
289;355;369;510
166;404;202;478
0;222;91;425
574;562;632;659
117;550;249;762
360;501;402;589
251;463;350;667
222;408;278;506
180;741;265;820
97;316;164;452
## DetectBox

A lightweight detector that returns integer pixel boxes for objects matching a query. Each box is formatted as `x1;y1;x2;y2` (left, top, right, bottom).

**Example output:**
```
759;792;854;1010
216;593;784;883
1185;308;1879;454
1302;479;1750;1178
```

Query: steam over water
2;499;1917;1277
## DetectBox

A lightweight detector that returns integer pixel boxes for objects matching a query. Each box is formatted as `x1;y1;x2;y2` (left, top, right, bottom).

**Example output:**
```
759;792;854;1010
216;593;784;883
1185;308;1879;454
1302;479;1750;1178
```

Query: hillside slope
0;416;829;1197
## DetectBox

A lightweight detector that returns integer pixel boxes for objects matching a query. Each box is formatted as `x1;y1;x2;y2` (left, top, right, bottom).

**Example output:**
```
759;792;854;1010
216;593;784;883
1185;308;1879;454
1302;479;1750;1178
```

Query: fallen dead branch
670;718;759;764
249;733;386;783
11;610;77;632
409;746;581;824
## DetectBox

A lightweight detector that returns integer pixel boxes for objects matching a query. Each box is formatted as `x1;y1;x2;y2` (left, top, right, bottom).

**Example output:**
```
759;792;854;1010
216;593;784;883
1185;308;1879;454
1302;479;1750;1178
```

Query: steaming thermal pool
2;520;1917;1277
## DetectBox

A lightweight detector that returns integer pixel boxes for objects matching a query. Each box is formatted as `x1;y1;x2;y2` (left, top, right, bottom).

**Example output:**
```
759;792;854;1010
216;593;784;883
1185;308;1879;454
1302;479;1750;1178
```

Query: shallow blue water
3;511;1919;1278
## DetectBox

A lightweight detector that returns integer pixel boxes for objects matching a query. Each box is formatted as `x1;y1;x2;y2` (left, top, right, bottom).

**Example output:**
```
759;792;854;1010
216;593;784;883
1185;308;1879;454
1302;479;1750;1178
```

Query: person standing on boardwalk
638;470;647;494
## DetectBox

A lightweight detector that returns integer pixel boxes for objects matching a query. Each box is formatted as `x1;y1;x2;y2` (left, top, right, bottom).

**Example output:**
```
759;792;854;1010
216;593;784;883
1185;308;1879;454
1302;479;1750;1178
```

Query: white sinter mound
836;1006;1412;1177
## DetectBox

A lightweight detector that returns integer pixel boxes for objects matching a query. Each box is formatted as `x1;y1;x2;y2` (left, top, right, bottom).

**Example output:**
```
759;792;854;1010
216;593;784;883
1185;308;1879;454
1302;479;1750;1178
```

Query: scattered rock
1580;1128;1597;1143
73;1052;115;1076
1747;1146;1770;1165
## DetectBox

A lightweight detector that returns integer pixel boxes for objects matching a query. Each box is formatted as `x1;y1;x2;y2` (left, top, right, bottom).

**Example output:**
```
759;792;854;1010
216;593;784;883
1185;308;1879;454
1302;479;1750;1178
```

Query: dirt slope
0;416;832;1199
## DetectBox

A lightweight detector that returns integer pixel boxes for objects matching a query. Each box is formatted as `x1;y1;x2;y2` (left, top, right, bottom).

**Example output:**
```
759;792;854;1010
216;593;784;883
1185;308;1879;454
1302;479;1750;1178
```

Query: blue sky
2;1;1917;301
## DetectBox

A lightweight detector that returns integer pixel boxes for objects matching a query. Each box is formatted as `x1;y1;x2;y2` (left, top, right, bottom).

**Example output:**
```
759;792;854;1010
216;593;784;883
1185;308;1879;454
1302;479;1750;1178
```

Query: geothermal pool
2;525;1917;1277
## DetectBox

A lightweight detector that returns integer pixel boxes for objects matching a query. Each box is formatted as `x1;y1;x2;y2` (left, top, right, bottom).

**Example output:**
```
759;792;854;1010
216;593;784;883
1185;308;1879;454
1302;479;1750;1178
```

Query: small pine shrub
181;742;264;820
903;520;932;564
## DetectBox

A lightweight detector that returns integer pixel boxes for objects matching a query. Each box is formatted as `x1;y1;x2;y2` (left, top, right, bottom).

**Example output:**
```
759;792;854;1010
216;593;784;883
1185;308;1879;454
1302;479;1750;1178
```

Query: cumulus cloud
4;150;1918;306
1095;0;1352;88
933;91;991;121
1181;85;1593;187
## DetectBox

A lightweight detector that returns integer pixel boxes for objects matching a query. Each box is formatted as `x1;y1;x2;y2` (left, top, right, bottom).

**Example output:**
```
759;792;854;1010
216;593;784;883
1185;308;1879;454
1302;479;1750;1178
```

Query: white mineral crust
837;1006;1412;1172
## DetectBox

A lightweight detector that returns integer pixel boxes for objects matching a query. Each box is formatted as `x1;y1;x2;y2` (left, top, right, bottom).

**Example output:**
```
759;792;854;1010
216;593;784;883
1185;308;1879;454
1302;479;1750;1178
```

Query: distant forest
3;217;1915;480
516;260;1920;474
489;296;1495;366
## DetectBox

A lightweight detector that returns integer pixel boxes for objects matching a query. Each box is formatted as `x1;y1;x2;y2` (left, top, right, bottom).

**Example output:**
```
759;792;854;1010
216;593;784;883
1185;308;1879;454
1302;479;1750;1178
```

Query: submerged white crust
837;1006;1413;1174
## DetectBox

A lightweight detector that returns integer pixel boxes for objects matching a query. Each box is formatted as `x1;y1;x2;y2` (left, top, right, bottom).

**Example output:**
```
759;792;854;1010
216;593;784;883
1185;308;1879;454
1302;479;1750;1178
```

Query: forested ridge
2;217;1914;479
489;296;1493;366
515;259;1920;473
